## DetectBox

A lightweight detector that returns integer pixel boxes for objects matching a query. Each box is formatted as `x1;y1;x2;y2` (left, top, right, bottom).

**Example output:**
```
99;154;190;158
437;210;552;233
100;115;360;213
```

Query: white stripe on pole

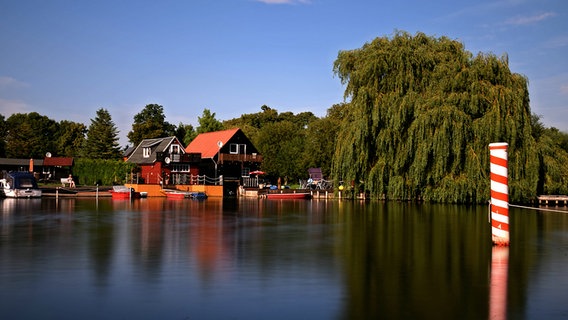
489;142;510;246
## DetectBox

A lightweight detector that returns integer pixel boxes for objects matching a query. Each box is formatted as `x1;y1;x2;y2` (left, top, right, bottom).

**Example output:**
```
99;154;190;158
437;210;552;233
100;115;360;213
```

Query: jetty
537;195;568;206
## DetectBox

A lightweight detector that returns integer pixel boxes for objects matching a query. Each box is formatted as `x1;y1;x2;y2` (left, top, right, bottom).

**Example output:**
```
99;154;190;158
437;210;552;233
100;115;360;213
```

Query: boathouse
185;128;263;195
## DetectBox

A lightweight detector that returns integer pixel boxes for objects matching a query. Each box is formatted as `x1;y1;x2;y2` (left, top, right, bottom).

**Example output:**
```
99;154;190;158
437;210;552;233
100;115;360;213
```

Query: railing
242;176;260;188
219;153;263;163
156;152;201;163
186;174;223;186
130;173;223;186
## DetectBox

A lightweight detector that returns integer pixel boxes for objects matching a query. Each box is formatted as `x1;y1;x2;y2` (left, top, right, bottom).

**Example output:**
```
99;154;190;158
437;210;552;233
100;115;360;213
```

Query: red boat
265;192;311;200
165;191;186;200
109;186;140;200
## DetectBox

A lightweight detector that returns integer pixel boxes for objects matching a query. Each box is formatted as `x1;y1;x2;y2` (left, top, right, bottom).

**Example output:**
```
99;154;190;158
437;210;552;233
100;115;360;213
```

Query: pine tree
82;108;122;159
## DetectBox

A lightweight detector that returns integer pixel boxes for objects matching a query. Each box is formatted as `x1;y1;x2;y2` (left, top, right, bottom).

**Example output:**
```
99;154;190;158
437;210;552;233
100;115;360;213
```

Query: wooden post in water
489;142;510;246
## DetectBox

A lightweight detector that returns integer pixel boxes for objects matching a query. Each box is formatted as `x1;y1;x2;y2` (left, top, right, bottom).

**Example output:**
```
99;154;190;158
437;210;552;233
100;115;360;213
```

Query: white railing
187;174;223;185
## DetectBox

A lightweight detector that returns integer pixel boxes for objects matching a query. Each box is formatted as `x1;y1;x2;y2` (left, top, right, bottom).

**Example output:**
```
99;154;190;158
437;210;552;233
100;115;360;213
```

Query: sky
1;0;567;147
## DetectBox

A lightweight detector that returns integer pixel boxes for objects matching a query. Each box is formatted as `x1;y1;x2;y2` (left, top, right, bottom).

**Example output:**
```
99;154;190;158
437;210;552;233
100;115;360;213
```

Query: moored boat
163;190;208;200
109;185;141;200
0;171;42;198
265;192;311;200
165;191;186;200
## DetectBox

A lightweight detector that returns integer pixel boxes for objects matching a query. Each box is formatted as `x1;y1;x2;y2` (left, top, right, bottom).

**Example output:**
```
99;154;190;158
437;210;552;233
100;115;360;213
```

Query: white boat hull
3;188;42;198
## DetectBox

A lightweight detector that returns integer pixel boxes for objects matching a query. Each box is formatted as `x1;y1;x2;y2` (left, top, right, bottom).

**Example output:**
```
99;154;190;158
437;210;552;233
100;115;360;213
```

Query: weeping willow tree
332;31;539;203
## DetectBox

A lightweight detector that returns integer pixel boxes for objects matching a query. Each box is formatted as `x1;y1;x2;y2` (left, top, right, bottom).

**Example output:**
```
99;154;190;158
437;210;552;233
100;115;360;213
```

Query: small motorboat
164;190;186;200
265;192;311;200
163;190;208;200
189;191;208;200
109;186;140;200
0;172;42;198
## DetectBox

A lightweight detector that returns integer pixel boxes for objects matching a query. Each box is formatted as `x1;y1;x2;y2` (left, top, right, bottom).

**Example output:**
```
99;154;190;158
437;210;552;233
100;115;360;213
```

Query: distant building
125;136;200;185
185;128;263;183
0;156;74;182
42;156;74;181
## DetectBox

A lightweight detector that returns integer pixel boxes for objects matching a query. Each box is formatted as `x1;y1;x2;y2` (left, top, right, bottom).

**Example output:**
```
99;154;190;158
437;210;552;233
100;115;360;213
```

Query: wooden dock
537;195;568;206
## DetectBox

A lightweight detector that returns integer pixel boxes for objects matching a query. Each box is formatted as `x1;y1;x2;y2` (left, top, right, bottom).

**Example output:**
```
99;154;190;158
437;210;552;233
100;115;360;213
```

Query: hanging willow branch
332;31;544;203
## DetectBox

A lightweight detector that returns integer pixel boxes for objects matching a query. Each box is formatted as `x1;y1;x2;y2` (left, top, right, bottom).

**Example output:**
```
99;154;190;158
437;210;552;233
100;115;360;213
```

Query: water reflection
0;198;567;319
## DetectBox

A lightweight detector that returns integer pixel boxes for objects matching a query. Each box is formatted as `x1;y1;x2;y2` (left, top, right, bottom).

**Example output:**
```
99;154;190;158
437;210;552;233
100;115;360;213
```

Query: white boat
0;172;42;198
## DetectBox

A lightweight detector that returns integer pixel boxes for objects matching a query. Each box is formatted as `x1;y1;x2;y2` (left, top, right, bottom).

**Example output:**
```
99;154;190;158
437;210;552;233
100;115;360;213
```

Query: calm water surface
0;197;567;319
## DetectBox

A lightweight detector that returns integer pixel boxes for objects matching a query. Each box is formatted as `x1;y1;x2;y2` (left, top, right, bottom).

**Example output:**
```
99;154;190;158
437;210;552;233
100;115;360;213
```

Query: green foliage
223;105;320;181
127;104;176;146
332;31;543;203
82;108;122;159
5;112;58;158
0;114;6;157
255;121;306;179
73;158;136;185
174;122;196;146
55;120;87;157
532;120;568;195
196;108;224;134
301;104;346;178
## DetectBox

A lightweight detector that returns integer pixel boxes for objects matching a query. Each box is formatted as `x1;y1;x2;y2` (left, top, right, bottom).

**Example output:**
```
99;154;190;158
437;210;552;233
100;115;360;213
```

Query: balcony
219;153;263;163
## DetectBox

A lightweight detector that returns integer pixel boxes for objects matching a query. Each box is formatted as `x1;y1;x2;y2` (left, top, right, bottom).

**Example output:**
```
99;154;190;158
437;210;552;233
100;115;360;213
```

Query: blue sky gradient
1;0;566;146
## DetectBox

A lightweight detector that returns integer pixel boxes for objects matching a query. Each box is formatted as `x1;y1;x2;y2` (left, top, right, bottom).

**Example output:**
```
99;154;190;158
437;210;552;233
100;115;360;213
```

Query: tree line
1;31;567;203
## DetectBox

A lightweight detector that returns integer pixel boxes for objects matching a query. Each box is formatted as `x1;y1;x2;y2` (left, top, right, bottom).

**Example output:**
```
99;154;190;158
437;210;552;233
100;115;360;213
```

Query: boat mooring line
509;203;568;214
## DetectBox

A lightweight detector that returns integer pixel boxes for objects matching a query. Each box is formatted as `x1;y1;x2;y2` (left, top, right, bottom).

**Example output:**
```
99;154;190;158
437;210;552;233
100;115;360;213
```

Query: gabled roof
127;136;184;164
123;146;135;158
185;128;240;159
43;157;73;167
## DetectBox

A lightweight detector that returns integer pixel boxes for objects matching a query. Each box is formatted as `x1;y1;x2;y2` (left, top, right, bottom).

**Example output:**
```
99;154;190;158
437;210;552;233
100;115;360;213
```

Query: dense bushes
73;158;136;186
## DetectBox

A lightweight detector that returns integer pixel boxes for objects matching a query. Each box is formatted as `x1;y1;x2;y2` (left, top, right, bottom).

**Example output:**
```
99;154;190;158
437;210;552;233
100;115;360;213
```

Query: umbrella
249;170;265;175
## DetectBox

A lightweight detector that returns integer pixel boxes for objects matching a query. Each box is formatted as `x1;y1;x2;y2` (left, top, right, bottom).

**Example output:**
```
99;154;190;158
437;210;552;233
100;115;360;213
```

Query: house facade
126;136;200;185
42;156;74;181
185;128;263;184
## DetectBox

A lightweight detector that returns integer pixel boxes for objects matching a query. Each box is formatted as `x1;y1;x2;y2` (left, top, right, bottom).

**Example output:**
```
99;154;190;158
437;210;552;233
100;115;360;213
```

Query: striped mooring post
489;142;510;246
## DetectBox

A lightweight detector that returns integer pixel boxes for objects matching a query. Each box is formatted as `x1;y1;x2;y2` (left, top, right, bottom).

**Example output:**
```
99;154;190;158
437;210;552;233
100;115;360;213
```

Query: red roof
185;128;240;158
43;157;74;166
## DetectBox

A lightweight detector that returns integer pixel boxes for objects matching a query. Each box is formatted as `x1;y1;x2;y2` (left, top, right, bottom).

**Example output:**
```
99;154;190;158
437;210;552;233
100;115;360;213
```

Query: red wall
139;163;200;185
139;163;165;185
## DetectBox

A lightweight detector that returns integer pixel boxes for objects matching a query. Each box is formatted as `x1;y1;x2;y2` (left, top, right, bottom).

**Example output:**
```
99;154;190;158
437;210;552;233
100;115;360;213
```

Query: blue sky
1;0;567;146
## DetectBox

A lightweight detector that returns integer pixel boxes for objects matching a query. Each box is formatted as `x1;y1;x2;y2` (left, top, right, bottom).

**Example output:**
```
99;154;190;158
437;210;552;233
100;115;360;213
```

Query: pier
537;195;568;206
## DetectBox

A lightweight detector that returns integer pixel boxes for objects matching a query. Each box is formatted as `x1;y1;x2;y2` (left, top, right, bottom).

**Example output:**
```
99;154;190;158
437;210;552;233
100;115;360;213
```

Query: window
230;143;247;154
172;164;190;172
143;147;151;158
170;144;180;154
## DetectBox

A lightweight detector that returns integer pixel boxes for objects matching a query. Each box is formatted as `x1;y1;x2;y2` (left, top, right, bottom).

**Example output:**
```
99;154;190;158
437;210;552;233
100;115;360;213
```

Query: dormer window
143;147;151;158
170;144;180;154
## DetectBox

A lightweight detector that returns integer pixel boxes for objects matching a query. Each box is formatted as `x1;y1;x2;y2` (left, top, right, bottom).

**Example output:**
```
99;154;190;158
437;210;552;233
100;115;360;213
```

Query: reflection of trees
88;212;115;287
130;211;165;281
231;199;340;282
339;203;492;319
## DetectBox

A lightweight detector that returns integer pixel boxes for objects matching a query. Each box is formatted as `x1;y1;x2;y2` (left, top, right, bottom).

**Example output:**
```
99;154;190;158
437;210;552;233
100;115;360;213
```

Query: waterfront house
185;128;263;186
126;136;200;185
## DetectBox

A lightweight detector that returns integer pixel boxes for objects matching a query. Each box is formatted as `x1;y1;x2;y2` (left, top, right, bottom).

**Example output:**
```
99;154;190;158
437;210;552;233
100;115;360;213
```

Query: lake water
1;197;567;319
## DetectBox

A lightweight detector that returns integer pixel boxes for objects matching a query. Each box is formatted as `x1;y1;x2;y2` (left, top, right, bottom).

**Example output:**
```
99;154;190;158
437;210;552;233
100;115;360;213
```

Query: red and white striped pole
489;142;509;246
